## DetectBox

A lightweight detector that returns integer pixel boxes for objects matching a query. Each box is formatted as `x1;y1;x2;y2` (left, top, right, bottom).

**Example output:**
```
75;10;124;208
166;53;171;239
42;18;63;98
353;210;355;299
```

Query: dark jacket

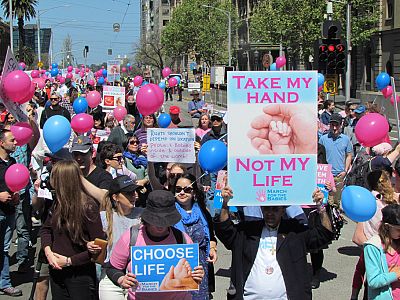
201;124;227;145
214;216;334;300
40;105;71;129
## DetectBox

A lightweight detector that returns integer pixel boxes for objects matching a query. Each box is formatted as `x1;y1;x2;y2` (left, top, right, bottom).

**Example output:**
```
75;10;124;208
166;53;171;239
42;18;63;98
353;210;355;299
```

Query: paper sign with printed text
147;128;195;163
102;86;125;110
227;71;318;206
130;244;199;292
107;60;121;82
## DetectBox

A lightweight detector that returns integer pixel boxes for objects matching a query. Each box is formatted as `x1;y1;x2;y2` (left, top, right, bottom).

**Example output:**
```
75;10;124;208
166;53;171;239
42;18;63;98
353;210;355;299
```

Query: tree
161;0;238;67
250;0;379;65
1;0;37;62
61;34;74;68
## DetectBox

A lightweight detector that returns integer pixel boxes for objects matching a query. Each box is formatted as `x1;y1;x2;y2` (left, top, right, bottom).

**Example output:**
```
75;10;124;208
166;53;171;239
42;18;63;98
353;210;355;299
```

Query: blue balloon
158;113;171;128
158;81;166;89
342;185;377;222
270;63;279;71
51;63;58;69
142;81;149;86
73;97;88;114
43;115;71;153
376;72;391;90
102;69;107;77
45;71;50;76
318;73;325;87
126;63;131;67
50;68;59;77
97;77;105;85
174;76;181;85
198;140;227;173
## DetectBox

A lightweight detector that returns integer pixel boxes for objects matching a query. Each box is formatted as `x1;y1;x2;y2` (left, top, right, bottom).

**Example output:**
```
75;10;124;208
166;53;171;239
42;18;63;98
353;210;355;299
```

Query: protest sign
107;60;121;82
0;47;28;122
227;71;318;206
91;129;110;150
131;244;199;292
102;86;125;110
317;164;333;205
147;128;195;163
213;170;238;212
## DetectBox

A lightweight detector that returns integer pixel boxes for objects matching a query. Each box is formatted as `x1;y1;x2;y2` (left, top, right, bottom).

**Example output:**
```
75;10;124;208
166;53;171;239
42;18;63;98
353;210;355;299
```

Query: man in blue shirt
188;90;205;119
319;113;353;208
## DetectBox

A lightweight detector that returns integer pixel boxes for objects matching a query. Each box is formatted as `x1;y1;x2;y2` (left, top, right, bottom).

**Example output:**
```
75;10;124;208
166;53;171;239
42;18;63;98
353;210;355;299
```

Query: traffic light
322;20;342;39
335;42;346;74
318;42;328;72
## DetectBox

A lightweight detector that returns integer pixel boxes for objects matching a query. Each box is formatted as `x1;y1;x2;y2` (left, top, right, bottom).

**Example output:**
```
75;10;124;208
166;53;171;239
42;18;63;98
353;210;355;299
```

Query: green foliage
161;0;238;66
250;0;380;62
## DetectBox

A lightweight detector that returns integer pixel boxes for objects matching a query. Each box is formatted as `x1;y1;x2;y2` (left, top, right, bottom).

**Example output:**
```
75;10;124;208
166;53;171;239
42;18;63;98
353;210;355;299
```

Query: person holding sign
214;187;333;300
106;190;204;299
172;174;217;299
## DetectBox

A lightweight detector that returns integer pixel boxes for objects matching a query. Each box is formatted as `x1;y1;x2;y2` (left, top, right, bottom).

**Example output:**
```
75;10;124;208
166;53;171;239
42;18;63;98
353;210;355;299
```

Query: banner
131;244;199;292
0;47;28;122
227;71;318;206
147;128;195;163
102;86;125;110
107;60;121;82
317;164;333;205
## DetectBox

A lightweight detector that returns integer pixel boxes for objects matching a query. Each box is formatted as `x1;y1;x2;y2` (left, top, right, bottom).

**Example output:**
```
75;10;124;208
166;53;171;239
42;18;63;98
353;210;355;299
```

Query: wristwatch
66;257;72;267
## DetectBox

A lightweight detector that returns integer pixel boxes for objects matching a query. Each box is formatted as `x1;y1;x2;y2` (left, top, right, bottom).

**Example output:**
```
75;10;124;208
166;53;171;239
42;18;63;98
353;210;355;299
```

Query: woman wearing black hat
91;175;143;300
364;204;400;299
172;174;217;300
106;190;204;299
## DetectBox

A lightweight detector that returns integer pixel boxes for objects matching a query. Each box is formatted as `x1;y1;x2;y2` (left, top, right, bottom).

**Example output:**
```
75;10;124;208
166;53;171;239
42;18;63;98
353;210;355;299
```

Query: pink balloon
136;84;164;116
318;86;323;92
113;106;128;122
86;67;90;72
121;67;127;73
49;77;54;82
79;71;85;78
18;62;26;70
40;69;46;74
71;113;94;133
3;70;32;103
31;70;40;78
162;67;172;78
382;86;393;99
18;82;35;104
5;163;30;192
147;83;164;103
66;73;73;79
276;56;287;68
355;113;389;147
86;91;102;108
81;64;85;68
10;122;33;146
88;79;95;86
168;77;177;87
101;66;105;69
59;77;66;84
133;76;143;87
37;78;46;89
75;68;80;74
67;66;73;72
390;95;400;105
56;75;62;81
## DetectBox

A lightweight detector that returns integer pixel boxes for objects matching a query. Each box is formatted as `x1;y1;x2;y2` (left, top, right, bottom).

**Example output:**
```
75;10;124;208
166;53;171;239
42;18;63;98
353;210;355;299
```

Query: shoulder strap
129;223;141;247
171;227;186;244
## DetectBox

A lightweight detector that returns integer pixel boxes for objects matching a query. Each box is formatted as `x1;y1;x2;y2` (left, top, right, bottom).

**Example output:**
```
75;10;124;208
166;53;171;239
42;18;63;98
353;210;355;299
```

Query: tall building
140;0;171;43
13;24;51;56
0;19;10;69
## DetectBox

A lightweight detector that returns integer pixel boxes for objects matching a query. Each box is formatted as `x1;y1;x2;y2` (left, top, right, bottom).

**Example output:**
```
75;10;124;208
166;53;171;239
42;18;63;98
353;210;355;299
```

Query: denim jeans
0;213;16;289
15;192;31;266
206;172;218;217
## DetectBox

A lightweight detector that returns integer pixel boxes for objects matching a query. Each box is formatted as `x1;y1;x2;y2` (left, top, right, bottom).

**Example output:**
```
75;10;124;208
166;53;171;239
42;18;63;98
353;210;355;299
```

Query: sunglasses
129;140;139;145
175;186;193;194
111;156;124;162
169;173;183;179
211;117;222;122
50;97;59;100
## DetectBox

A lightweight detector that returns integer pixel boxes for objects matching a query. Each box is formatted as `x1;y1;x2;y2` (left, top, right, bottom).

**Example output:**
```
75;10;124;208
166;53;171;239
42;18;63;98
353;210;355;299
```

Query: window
386;0;393;19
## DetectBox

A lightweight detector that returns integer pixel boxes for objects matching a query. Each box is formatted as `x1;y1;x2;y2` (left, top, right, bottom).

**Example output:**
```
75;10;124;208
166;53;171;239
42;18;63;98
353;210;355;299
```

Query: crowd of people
0;71;399;300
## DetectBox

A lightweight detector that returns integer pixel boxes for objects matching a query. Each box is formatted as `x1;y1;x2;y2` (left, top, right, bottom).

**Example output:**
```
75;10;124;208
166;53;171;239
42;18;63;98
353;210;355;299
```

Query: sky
1;0;141;65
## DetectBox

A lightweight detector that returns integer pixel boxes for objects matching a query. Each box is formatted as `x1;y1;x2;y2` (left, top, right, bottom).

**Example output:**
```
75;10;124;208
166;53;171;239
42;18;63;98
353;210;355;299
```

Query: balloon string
218;134;227;141
341;146;364;191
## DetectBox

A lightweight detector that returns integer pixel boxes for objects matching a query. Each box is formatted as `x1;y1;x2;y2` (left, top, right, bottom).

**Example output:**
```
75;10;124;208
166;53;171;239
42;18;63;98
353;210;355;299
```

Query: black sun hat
109;175;138;195
141;190;181;227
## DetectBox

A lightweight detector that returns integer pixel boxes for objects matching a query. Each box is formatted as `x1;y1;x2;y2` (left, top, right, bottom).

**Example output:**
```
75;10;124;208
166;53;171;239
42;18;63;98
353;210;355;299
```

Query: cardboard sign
131;244;199;292
107;60;121;82
227;71;318;206
147;128;195;163
317;164;332;185
0;47;28;122
102;86;125;110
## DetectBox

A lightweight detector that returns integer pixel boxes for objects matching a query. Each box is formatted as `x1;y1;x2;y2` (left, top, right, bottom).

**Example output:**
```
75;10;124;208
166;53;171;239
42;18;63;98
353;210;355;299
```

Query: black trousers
49;263;98;300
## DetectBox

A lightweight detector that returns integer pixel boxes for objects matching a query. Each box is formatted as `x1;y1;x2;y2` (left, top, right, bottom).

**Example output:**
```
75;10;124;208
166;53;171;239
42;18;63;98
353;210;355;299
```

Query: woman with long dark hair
40;160;105;299
172;173;217;299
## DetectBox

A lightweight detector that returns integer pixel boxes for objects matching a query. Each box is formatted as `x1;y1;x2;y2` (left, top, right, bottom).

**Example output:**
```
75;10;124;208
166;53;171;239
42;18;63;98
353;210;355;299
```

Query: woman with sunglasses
99;143;137;181
172;174;217;299
123;135;149;188
364;204;400;300
148;162;187;191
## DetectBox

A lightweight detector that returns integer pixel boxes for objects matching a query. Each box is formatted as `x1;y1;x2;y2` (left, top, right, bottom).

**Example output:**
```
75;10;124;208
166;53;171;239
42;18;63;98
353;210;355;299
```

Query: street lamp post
254;50;259;71
202;5;231;67
9;0;13;52
37;5;70;66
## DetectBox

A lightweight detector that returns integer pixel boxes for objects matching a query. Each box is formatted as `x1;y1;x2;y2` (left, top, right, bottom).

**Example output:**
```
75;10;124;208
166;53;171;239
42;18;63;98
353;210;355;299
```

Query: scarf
123;151;148;168
174;202;210;256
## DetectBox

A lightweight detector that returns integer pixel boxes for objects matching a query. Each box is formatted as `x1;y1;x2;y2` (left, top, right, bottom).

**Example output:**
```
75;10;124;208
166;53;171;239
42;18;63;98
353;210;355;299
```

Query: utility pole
9;0;13;52
37;10;41;64
345;2;351;102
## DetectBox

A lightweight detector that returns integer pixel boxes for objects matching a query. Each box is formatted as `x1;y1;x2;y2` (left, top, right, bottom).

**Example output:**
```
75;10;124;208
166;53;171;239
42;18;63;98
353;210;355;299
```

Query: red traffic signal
328;45;335;52
336;44;345;52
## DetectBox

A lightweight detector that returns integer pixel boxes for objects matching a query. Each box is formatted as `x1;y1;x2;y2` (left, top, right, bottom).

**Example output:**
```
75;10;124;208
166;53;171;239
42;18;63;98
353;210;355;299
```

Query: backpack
344;151;374;189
